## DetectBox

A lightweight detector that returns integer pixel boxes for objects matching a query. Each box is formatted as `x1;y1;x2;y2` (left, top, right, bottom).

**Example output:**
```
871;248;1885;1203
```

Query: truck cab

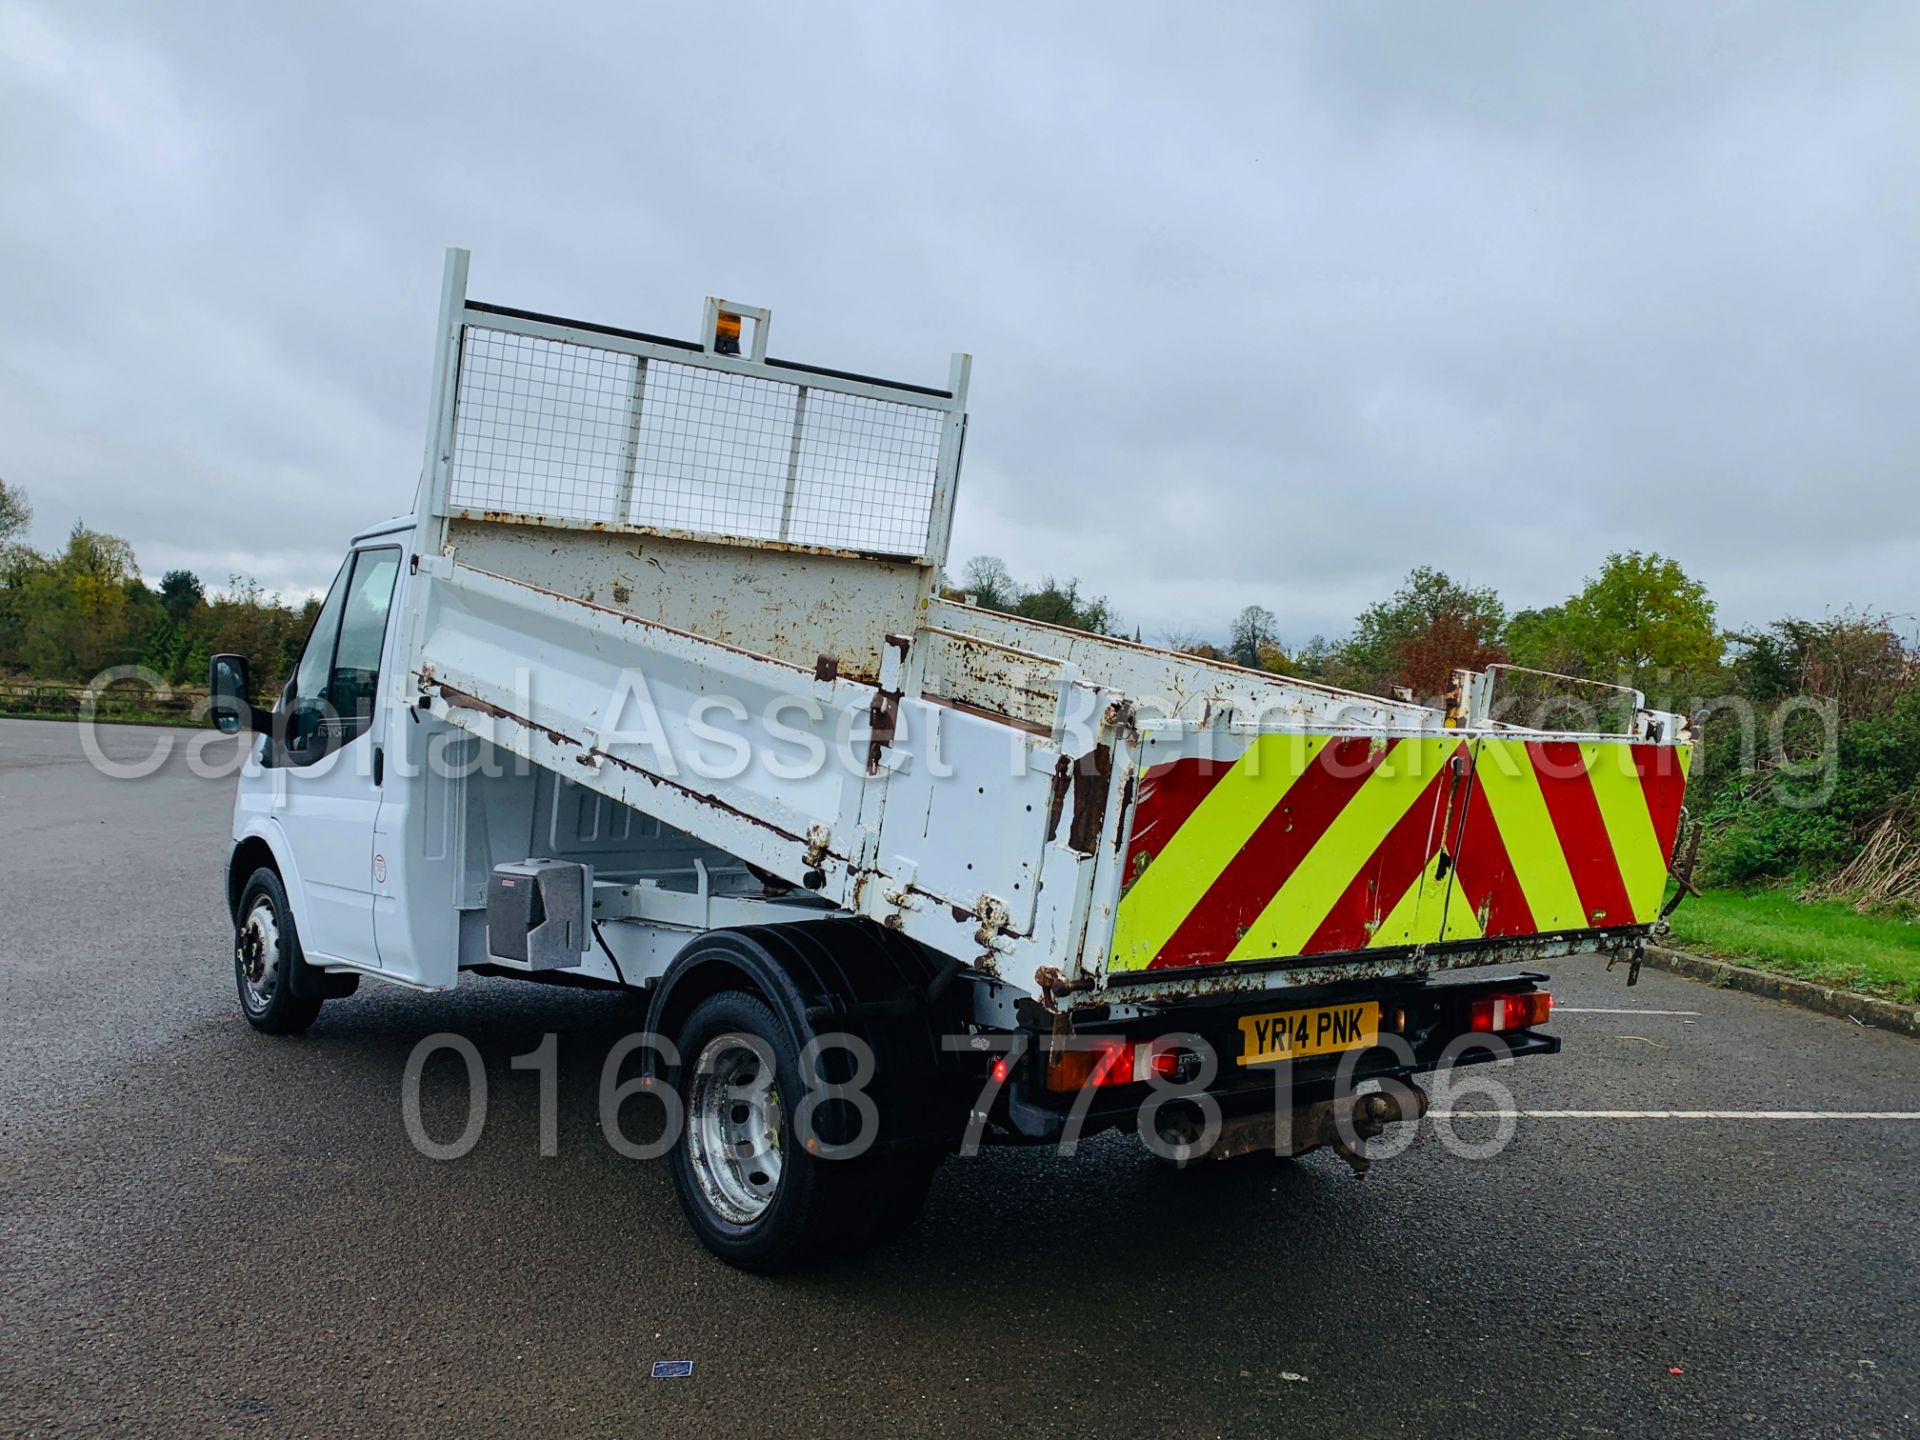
220;518;439;1018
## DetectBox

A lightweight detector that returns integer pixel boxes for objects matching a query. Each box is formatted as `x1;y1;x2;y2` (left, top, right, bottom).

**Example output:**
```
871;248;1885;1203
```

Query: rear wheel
666;990;937;1271
233;868;323;1035
684;1018;789;1226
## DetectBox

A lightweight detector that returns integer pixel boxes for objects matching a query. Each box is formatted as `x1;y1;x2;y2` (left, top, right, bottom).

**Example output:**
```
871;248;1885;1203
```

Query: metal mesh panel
627;361;798;541
447;328;634;526
785;387;944;553
448;324;944;556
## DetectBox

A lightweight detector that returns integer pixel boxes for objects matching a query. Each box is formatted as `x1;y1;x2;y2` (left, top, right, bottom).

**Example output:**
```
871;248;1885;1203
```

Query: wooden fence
0;677;207;722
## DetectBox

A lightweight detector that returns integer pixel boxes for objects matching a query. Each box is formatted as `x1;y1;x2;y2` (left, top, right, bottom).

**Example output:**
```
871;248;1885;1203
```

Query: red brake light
1043;1037;1183;1092
1469;990;1552;1032
1044;1036;1129;1092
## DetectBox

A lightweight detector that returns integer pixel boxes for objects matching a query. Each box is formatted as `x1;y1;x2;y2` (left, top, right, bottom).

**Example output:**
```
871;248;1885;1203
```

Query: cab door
268;544;403;966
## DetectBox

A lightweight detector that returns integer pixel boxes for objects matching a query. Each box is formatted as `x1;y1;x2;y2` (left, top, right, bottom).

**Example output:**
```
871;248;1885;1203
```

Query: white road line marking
1429;1110;1920;1120
1553;1008;1701;1016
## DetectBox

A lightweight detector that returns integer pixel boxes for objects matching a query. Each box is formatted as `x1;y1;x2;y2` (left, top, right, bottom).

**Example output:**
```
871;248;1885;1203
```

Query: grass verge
1667;889;1920;1006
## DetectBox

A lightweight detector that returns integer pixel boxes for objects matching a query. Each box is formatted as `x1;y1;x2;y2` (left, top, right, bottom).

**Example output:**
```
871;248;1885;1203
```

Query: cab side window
279;546;401;764
283;558;350;761
330;548;401;731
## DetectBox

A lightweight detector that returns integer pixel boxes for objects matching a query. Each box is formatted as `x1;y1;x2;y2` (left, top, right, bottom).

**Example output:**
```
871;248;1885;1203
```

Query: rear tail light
1042;1037;1123;1092
1042;1038;1184;1092
1469;990;1552;1032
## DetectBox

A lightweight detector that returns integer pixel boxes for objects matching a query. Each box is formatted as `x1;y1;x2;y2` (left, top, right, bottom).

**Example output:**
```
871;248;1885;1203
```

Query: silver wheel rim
686;1034;783;1225
237;898;282;1011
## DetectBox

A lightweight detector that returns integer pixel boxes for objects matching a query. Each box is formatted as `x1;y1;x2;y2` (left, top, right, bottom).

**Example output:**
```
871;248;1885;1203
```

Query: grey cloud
1;1;1914;643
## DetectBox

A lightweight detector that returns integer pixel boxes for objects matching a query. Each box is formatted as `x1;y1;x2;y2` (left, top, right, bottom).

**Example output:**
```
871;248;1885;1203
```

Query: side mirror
208;653;257;734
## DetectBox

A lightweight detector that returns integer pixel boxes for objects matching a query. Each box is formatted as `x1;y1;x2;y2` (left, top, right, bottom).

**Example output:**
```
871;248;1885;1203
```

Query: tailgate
1104;727;1691;976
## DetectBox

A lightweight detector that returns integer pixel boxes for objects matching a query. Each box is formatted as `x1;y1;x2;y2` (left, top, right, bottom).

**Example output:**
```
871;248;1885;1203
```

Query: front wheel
666;990;936;1272
233;868;324;1035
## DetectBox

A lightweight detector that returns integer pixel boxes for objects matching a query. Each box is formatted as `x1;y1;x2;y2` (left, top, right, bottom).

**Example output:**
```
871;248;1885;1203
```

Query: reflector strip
1633;741;1693;868
1228;737;1461;962
1106;726;1692;973
1305;753;1459;952
1447;777;1535;938
1528;740;1635;928
1583;741;1669;921
1107;733;1334;973
1469;739;1587;931
1163;735;1395;966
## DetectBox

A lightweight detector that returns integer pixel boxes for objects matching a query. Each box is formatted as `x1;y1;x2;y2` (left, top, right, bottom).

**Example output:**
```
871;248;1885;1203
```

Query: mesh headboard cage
438;300;965;562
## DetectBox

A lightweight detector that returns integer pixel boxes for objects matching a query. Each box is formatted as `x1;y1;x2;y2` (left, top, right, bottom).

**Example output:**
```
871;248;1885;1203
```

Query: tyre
666;990;936;1272
233;867;324;1035
860;1147;943;1244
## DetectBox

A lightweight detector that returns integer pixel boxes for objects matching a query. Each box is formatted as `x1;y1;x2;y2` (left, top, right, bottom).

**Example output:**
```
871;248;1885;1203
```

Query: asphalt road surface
3;717;1917;1438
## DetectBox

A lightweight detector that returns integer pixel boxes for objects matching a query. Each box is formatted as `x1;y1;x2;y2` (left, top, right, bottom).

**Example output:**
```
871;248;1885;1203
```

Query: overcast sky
3;1;1915;646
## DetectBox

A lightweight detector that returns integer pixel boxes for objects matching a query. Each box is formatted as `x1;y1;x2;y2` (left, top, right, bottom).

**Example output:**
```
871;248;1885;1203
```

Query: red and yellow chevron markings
1108;731;1691;974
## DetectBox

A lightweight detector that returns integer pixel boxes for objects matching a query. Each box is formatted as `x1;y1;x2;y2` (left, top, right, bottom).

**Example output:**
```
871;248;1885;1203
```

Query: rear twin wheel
666;990;940;1272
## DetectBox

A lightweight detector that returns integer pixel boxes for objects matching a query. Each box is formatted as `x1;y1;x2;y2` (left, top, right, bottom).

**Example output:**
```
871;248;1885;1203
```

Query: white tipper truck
209;249;1694;1270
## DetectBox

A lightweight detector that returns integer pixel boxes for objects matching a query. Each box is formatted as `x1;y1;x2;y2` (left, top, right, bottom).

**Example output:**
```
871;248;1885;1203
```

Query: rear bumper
1078;927;1639;1009
1002;969;1558;1143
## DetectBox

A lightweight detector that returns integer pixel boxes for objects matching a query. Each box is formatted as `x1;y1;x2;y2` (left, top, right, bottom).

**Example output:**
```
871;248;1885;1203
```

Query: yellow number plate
1237;1001;1380;1067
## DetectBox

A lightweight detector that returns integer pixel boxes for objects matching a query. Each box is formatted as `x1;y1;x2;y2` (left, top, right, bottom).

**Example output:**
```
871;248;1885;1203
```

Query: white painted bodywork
229;250;1689;1012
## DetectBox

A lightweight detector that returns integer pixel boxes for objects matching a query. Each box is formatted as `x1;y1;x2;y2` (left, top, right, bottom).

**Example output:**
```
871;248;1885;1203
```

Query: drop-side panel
1445;736;1692;937
1104;727;1692;976
406;560;1089;981
1108;731;1470;974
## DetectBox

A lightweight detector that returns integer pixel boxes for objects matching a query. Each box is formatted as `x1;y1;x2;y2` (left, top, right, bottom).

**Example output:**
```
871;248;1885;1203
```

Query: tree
0;477;40;669
1291;634;1337;681
0;517;331;690
954;556;1115;635
63;522;138;586
159;569;206;625
53;523;145;673
1014;576;1115;635
960;555;1018;611
1505;603;1581;676
1340;566;1507;700
1161;628;1226;661
1730;612;1912;723
0;475;29;546
1228;605;1280;670
1511;551;1718;685
201;575;315;695
141;611;189;683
